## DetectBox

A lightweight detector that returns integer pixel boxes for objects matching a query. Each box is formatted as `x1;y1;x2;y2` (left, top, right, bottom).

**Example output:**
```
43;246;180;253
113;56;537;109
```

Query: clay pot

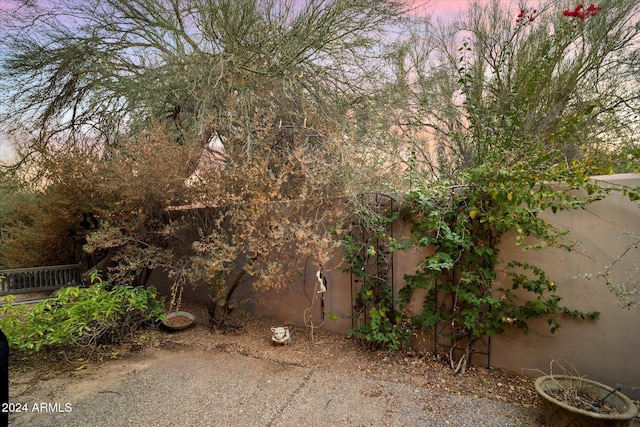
535;375;637;427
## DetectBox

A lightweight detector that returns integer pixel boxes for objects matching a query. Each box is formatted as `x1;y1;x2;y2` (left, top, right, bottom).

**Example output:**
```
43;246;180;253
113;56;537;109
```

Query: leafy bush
341;196;416;351
348;306;415;351
397;165;602;374
0;282;166;353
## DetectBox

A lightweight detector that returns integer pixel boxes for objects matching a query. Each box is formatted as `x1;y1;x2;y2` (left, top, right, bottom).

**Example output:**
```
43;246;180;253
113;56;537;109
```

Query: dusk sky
0;0;492;17
415;0;493;16
0;0;493;162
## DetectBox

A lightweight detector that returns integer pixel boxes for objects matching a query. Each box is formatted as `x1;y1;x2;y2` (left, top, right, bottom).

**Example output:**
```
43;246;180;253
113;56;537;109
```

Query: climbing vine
398;164;602;373
339;0;639;366
341;195;416;351
340;164;605;359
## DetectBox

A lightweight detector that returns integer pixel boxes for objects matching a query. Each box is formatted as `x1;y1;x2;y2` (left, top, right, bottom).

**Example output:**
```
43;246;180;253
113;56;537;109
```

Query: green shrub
0;282;166;353
347;306;416;351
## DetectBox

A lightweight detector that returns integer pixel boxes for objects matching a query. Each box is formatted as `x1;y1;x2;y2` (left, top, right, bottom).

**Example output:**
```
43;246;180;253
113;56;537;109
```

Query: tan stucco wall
154;174;640;398
491;174;640;398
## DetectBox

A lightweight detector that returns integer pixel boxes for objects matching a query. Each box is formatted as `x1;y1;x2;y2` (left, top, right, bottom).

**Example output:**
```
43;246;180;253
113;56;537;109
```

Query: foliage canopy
339;0;639;363
0;0;408;326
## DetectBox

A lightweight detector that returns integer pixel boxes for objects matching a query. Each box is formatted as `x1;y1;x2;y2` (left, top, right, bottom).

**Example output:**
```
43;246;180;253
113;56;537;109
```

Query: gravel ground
10;347;540;427
7;303;638;426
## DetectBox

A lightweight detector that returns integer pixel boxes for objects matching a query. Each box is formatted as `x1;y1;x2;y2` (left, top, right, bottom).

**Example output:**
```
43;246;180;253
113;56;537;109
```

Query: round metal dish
161;310;196;331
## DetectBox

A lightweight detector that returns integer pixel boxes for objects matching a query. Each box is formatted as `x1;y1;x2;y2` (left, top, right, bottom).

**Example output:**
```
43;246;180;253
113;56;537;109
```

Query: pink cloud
404;0;497;17
0;1;18;10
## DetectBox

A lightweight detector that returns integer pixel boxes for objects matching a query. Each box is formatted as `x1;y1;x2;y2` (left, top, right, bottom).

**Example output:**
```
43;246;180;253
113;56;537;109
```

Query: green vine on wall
398;165;601;373
340;164;606;370
341;196;416;351
338;1;640;365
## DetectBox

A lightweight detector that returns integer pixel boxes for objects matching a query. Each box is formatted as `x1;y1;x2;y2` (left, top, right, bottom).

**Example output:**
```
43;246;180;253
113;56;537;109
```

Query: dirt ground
8;301;640;426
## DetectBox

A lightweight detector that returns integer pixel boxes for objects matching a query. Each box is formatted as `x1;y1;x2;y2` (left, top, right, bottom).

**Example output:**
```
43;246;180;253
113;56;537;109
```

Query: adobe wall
248;175;640;397
152;174;640;398
490;174;640;399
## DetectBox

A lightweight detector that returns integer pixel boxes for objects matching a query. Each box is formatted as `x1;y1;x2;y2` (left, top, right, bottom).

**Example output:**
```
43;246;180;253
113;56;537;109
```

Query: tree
0;0;405;160
390;0;640;179
0;0;409;327
399;0;639;371
340;0;640;365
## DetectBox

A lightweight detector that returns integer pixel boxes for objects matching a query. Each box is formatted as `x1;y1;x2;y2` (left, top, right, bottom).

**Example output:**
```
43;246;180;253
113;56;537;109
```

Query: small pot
161;310;196;331
535;375;637;427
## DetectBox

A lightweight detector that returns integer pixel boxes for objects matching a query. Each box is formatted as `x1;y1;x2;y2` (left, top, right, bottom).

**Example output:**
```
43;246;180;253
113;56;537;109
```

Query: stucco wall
154;174;640;398
490;174;640;398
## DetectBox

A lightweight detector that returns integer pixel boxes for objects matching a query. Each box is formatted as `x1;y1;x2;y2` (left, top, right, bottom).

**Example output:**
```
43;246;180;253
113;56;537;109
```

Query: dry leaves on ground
1;301;582;413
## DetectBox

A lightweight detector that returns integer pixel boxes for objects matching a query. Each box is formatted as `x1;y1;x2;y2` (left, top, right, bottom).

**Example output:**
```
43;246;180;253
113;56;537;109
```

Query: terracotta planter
535;375;638;427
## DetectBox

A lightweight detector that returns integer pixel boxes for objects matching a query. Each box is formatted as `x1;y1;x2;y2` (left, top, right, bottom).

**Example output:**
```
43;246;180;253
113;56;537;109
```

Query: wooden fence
0;264;80;296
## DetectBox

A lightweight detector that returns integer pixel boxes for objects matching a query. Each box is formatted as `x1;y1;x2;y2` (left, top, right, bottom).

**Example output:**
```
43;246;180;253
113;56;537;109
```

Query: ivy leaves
400;163;603;353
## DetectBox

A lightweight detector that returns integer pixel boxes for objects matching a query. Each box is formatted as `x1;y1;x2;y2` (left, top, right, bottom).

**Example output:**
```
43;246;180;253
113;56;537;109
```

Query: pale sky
0;0;492;163
412;0;496;17
0;0;491;18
